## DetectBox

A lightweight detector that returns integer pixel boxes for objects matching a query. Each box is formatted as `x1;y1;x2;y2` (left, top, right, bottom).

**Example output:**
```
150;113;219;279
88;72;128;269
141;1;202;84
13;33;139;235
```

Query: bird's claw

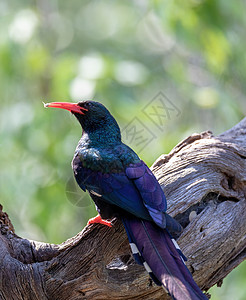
87;215;112;227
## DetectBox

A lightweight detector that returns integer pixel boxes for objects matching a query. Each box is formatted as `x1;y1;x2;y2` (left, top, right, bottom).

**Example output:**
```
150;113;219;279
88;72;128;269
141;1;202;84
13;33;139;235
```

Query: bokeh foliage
0;1;245;298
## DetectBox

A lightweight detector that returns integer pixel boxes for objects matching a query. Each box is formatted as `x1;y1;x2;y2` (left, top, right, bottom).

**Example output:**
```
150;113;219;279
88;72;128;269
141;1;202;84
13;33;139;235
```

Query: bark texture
1;117;246;300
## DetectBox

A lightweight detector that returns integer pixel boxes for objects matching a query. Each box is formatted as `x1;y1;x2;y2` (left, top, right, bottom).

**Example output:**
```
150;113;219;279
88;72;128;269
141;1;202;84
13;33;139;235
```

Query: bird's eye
84;102;92;108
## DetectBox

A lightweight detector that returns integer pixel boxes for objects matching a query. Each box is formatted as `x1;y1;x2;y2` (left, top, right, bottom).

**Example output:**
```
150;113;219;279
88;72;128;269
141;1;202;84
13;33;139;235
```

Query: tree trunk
1;118;246;300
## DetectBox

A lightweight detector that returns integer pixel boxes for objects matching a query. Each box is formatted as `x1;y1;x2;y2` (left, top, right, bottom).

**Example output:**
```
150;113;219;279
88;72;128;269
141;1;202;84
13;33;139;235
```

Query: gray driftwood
1;117;246;300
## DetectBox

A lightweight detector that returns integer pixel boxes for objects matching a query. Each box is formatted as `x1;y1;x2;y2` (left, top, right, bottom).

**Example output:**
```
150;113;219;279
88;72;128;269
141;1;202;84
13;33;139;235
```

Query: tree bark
1;118;246;300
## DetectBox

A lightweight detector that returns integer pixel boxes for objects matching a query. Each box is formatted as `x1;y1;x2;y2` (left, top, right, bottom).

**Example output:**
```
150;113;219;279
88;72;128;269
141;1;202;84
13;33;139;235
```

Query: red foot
87;215;112;227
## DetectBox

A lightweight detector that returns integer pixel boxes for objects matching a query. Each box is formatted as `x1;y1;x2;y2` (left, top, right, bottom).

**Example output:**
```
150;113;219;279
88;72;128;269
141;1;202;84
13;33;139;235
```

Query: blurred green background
0;1;245;299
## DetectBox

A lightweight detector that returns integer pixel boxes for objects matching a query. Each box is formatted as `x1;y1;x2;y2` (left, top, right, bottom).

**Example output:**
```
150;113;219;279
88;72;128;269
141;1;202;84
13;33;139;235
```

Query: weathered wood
1;118;246;300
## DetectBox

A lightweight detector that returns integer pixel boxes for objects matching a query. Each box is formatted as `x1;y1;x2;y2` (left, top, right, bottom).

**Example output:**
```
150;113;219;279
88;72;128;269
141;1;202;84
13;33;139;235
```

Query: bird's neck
79;127;121;148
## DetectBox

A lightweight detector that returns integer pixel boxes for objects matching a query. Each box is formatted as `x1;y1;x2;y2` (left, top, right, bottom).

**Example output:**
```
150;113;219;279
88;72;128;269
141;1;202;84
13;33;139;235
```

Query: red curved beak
43;102;87;115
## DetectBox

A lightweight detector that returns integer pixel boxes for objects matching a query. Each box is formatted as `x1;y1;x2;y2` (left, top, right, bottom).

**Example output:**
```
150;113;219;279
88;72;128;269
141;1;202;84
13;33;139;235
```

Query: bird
44;100;208;300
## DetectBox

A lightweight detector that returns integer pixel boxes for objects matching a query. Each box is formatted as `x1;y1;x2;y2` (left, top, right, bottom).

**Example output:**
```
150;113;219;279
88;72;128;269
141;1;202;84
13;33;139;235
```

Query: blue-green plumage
74;132;140;172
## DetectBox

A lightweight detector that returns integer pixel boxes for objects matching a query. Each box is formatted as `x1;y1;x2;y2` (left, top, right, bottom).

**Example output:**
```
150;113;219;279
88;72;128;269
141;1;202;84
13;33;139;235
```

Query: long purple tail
123;218;207;300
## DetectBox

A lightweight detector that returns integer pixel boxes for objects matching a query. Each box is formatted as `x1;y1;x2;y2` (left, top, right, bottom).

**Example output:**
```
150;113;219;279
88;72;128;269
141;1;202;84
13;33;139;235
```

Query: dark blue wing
73;156;181;232
73;156;151;221
126;161;181;232
126;161;167;225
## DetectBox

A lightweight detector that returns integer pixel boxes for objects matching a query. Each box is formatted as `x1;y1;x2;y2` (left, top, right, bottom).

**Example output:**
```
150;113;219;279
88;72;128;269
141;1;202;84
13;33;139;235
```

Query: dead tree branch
1;118;246;299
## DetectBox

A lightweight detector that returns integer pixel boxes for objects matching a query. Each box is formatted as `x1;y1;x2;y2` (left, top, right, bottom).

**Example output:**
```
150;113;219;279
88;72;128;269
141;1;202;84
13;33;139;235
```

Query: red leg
87;214;112;227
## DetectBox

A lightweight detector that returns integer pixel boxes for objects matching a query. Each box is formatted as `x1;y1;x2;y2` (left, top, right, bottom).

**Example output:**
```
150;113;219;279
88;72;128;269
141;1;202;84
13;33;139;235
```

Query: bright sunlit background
0;1;246;299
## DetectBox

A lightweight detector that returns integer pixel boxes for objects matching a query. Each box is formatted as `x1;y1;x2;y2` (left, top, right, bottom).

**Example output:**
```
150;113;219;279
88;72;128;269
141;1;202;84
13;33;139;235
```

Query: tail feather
171;238;187;263
124;221;161;285
123;218;207;300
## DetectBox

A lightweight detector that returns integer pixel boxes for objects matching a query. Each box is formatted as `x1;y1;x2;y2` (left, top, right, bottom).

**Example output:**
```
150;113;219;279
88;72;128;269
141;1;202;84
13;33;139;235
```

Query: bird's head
44;100;121;143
